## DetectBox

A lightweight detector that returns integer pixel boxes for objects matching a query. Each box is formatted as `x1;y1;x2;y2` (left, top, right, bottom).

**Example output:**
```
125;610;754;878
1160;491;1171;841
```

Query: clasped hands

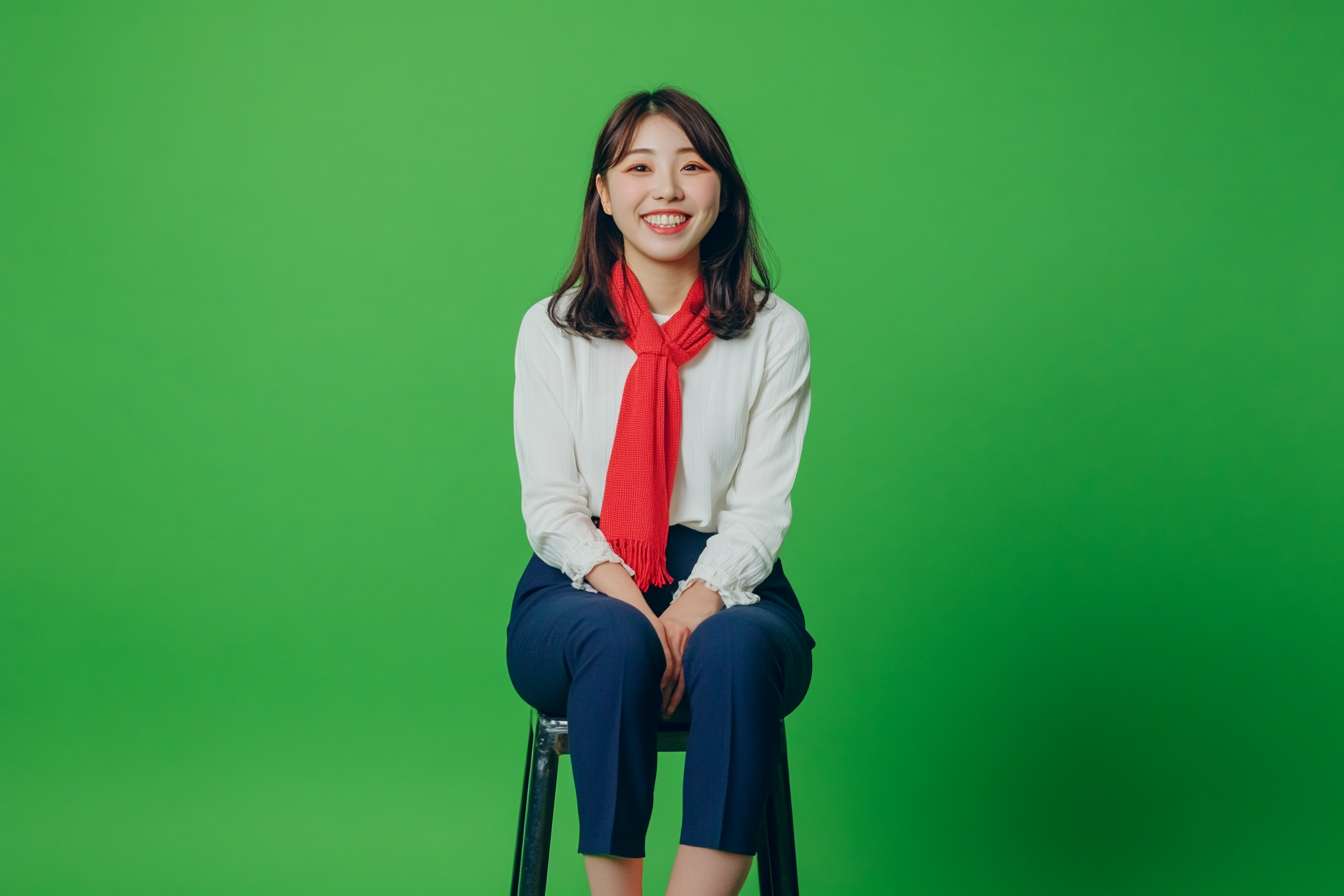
584;561;724;718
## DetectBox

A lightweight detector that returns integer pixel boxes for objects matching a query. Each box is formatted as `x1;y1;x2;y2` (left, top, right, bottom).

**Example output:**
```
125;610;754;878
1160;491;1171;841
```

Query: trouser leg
507;578;665;858
679;602;812;856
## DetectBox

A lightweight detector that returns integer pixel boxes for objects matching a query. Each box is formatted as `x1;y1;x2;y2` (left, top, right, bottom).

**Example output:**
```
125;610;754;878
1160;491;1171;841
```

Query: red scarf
600;260;714;590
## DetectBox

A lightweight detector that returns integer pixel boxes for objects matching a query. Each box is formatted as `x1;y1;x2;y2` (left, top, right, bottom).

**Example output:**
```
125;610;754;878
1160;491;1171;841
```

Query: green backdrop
2;2;1341;894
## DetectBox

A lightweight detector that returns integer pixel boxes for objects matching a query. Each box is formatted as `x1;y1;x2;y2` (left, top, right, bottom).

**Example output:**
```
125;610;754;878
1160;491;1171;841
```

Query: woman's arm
681;304;812;606
661;304;813;714
514;307;631;586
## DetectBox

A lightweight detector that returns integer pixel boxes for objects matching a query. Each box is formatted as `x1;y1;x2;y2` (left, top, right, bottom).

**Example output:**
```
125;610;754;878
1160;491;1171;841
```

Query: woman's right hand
585;561;678;710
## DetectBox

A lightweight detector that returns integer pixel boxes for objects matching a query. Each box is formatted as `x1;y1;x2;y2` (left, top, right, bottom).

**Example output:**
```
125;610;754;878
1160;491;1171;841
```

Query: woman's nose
652;171;684;201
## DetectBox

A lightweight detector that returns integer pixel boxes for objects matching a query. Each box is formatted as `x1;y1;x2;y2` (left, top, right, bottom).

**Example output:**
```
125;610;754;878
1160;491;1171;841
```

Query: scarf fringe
608;536;675;592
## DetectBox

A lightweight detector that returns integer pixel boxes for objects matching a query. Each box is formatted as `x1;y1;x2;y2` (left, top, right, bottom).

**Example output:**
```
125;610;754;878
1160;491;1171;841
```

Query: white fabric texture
513;292;811;608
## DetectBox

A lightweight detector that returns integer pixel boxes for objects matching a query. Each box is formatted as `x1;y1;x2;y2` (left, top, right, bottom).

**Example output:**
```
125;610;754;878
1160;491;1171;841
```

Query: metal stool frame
510;712;800;896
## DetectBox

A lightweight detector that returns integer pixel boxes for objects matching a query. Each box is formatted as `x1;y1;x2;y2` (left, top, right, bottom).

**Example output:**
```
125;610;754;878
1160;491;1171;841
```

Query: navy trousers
506;525;814;858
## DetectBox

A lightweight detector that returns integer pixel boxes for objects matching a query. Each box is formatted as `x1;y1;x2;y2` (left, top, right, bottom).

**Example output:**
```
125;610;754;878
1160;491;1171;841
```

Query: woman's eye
630;164;651;172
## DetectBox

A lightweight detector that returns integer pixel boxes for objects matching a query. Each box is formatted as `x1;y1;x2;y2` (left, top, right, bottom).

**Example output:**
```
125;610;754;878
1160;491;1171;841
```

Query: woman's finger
655;621;677;695
670;628;685;678
662;627;688;716
666;669;687;717
660;640;674;688
662;632;677;688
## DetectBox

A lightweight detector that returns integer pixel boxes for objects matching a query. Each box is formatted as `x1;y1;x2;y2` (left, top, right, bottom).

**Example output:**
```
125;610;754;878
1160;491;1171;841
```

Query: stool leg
510;719;534;896
756;811;776;896
760;723;799;896
517;722;562;896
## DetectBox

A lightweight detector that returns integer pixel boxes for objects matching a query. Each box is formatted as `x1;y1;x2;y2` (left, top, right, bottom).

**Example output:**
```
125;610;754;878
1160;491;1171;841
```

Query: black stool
510;711;800;896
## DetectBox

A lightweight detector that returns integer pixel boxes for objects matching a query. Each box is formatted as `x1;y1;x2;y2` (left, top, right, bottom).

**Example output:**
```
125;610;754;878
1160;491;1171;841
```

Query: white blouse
513;292;811;607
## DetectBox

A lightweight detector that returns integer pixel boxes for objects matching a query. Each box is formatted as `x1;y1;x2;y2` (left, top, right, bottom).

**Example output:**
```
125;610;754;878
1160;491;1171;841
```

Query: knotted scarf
600;260;714;590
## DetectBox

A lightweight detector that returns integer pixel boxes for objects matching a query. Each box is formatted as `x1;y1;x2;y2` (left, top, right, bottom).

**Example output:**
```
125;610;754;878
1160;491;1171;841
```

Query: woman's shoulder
754;293;809;350
518;293;573;341
520;296;549;322
757;293;806;325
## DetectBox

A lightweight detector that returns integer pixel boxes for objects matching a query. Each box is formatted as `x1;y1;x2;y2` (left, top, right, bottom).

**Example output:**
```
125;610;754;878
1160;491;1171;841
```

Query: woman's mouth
641;212;691;234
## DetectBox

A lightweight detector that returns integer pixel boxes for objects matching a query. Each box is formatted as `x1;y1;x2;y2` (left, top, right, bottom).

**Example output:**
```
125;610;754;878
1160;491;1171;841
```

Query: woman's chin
626;238;700;266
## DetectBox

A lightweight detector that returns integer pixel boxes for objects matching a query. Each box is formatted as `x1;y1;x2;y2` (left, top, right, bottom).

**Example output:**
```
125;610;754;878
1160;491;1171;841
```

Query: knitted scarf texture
599;260;713;590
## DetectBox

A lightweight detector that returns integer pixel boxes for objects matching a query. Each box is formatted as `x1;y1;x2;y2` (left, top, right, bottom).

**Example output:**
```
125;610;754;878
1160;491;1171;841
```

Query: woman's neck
623;243;701;316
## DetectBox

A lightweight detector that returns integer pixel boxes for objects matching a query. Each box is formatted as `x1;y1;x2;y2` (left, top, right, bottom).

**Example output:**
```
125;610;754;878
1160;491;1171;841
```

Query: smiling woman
549;89;774;339
508;88;813;896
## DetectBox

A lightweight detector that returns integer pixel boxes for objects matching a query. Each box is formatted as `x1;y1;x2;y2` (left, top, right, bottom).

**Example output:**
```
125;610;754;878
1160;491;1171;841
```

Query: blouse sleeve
675;306;812;608
513;308;632;589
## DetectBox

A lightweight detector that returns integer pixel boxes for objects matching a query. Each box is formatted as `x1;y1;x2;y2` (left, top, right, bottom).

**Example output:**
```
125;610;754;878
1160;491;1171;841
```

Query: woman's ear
595;173;613;215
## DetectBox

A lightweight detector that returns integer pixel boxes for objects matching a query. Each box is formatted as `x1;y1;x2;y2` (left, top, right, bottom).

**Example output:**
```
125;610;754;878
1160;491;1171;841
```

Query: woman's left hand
659;580;724;717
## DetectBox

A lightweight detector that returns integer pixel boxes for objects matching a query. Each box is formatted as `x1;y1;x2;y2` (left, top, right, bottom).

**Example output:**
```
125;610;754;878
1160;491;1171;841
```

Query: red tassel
608;537;674;592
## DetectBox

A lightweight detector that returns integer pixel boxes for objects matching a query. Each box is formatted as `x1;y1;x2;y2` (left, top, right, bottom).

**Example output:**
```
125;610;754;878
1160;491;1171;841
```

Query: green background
2;2;1341;894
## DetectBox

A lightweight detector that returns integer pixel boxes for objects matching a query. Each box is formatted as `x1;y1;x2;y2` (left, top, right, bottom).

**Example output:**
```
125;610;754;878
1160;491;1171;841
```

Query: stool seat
510;711;800;896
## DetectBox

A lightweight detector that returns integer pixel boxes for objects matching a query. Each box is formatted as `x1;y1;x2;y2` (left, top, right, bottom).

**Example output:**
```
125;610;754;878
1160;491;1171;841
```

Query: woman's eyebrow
624;146;700;156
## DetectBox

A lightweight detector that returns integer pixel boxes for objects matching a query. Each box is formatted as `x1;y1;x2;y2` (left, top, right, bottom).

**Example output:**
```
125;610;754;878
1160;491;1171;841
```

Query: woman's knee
572;597;665;678
684;609;779;683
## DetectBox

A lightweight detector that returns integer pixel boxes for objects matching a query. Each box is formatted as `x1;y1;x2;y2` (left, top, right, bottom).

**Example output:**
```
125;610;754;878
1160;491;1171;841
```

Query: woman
508;88;814;896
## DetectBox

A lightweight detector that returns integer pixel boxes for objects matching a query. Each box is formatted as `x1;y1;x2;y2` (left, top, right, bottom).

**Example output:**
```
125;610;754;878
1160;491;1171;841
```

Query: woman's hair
548;87;773;340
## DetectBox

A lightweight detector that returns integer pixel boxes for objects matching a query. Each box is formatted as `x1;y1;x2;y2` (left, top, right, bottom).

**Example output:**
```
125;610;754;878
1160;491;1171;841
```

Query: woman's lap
505;529;813;723
506;584;811;720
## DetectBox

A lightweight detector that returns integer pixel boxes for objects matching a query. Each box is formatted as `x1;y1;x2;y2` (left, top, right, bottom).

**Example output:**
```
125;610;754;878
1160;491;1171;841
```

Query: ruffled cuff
563;538;636;592
670;564;761;608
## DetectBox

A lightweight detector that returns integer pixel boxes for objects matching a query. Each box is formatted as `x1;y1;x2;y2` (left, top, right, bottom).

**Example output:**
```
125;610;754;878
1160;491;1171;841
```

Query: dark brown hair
548;87;773;340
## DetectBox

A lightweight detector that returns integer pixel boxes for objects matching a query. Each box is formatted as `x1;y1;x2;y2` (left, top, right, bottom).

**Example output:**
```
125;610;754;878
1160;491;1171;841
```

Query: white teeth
644;214;687;227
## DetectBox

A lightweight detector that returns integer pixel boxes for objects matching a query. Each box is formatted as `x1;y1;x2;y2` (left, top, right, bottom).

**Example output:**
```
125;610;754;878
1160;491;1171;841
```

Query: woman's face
596;114;722;265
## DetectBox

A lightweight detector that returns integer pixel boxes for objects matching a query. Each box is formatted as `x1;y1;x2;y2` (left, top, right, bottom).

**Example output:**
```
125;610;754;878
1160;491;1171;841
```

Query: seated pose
507;87;815;896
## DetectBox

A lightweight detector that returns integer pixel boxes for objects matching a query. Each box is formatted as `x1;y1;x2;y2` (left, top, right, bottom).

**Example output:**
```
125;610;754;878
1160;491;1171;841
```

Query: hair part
548;87;773;340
